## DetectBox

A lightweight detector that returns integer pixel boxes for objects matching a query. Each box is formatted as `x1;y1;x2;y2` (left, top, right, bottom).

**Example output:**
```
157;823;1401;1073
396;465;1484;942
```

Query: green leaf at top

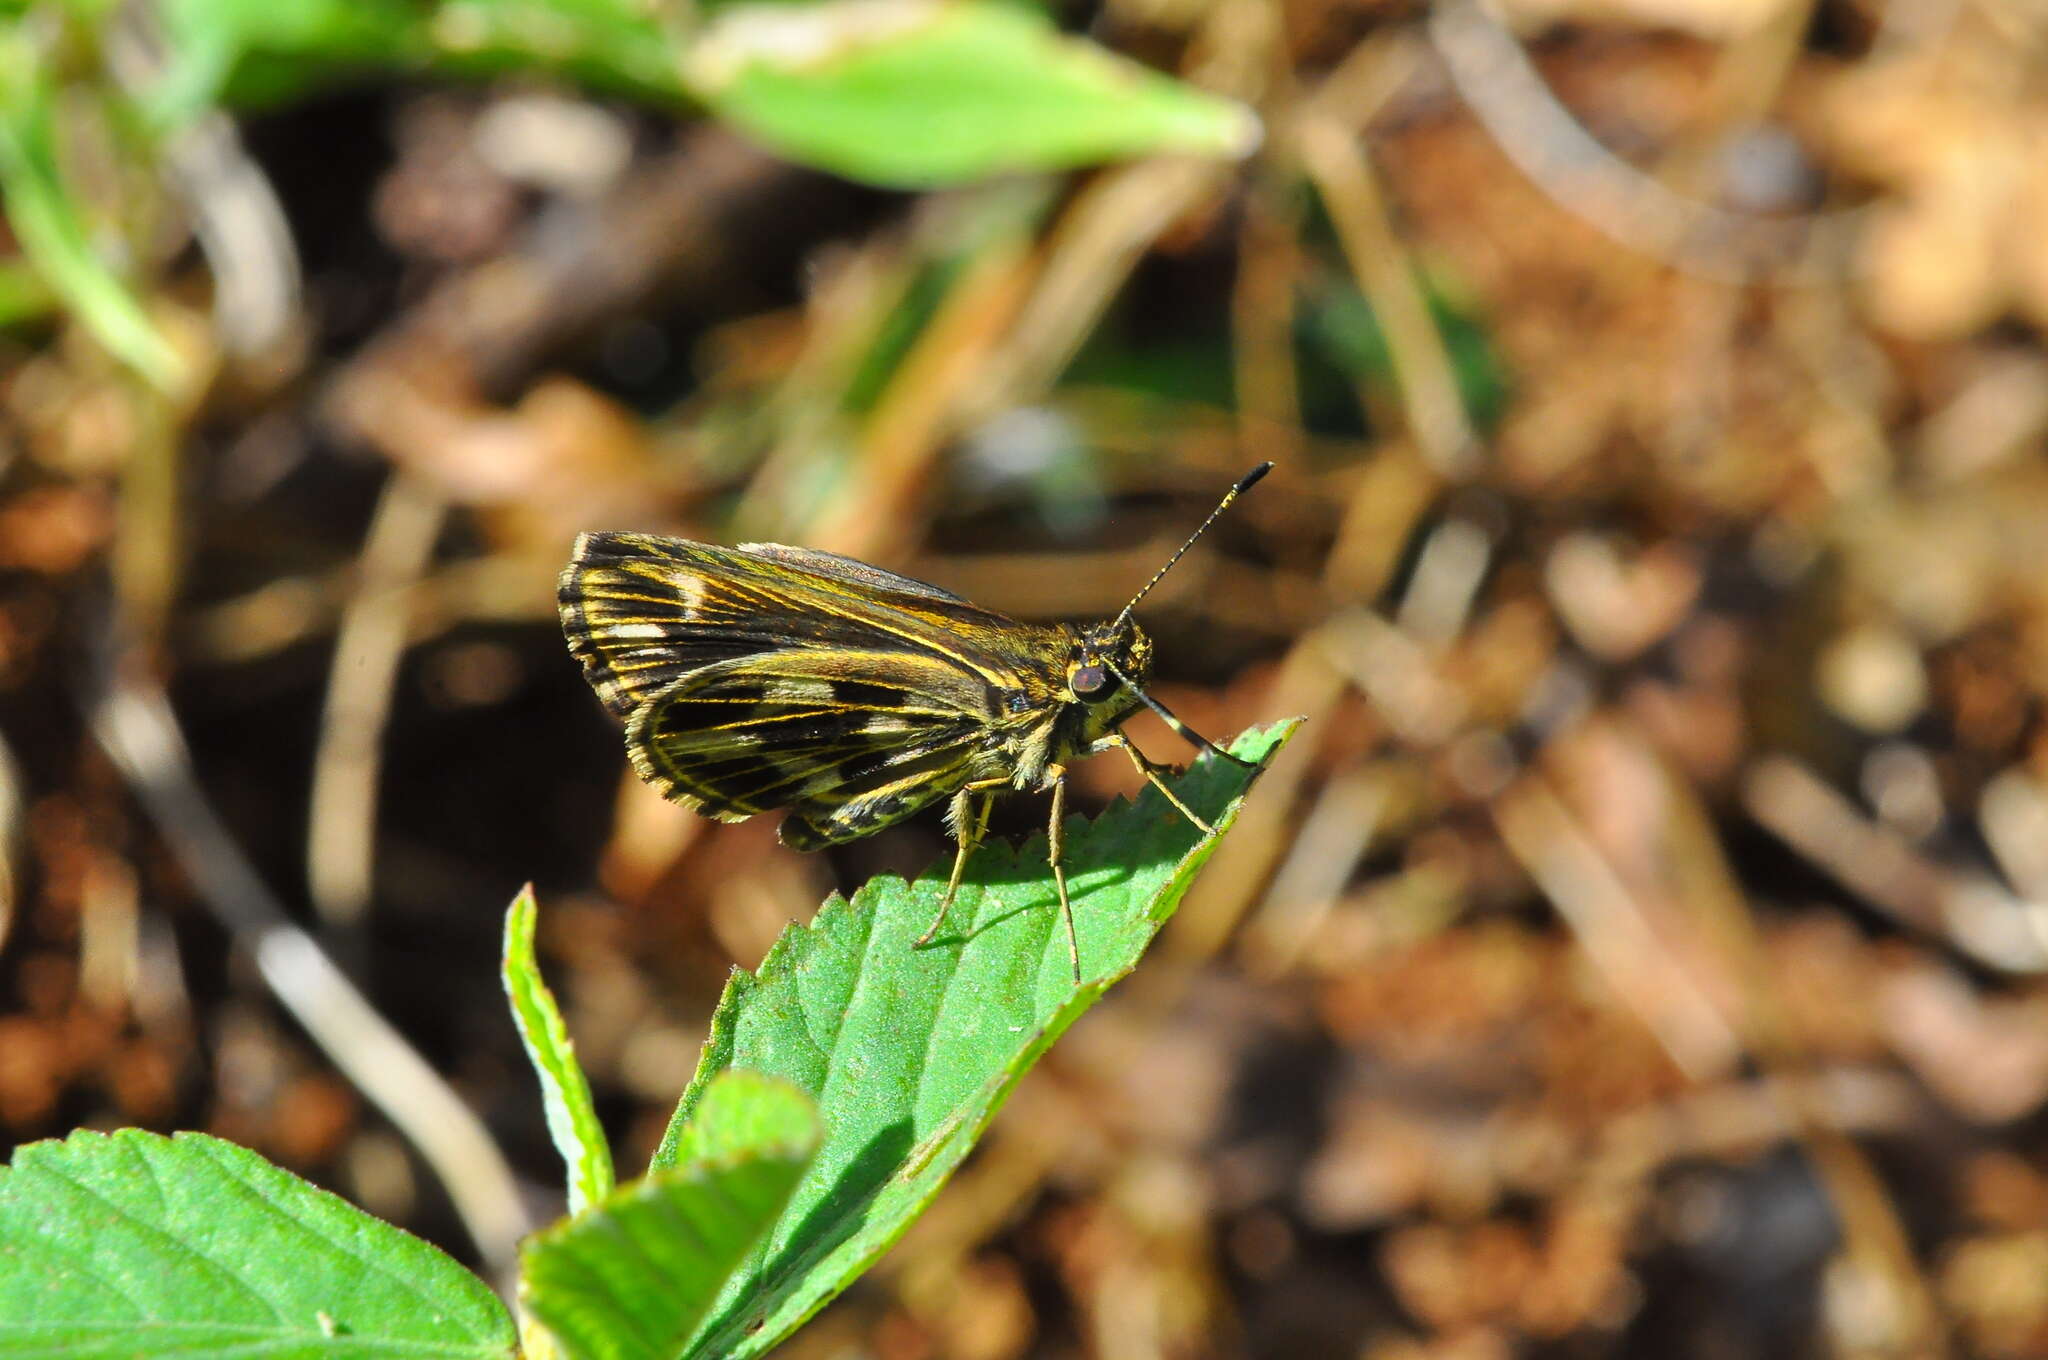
0;37;186;393
684;0;1263;188
144;0;693;129
520;1071;820;1360
657;720;1298;1359
0;1128;514;1359
504;883;615;1217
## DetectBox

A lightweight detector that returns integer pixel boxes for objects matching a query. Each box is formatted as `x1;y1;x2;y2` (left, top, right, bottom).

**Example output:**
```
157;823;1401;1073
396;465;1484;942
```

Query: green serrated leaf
655;720;1297;1358
504;883;615;1217
0;1128;515;1359
685;0;1262;188
520;1070;820;1360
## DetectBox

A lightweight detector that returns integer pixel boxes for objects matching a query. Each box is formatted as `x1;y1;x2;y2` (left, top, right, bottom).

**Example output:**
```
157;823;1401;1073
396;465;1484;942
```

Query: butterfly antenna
1114;461;1273;629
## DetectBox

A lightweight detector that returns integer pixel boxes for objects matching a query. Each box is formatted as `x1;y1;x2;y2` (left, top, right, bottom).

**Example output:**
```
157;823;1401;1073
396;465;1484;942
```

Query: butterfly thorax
988;617;1154;792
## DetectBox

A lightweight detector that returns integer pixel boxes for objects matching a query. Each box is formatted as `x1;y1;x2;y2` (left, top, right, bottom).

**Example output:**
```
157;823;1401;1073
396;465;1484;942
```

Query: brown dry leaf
1939;1231;2048;1360
1545;533;1702;662
1493;0;1796;41
330;372;672;550
1816;16;2048;339
1881;963;2048;1124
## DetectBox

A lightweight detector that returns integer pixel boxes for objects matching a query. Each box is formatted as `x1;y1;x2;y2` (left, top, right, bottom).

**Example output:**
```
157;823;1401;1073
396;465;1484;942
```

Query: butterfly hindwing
624;649;991;828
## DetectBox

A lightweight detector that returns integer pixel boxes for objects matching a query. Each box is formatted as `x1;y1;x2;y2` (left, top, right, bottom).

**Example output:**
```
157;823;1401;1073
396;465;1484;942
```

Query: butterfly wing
626;649;988;840
558;532;1026;720
732;542;968;602
561;532;1076;843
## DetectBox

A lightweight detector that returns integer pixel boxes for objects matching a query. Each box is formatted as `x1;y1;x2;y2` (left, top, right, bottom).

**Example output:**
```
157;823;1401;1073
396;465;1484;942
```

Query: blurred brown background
9;0;2048;1355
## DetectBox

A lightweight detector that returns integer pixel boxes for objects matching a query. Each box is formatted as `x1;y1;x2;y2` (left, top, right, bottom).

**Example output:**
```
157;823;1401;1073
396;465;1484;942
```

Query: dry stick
1744;755;2048;975
77;851;141;1015
732;239;916;543
1979;768;2048;964
1666;0;1816;194
1169;563;1480;974
1492;772;1743;1082
0;724;20;956
784;158;1237;558
107;0;301;359
187;550;554;668
1298;42;1449;593
1425;0;1866;284
1296;111;1478;481
1656;749;1951;1360
1160;630;1351;968
1231;173;1307;471
962;156;1230;433
1241;764;1393;978
92;661;532;1276
806;225;1038;559
307;471;449;932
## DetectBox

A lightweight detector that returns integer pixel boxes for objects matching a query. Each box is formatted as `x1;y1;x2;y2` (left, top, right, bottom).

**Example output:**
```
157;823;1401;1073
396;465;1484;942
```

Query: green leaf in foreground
504;882;615;1217
520;1071;819;1360
658;720;1298;1358
685;0;1263;188
0;1128;514;1359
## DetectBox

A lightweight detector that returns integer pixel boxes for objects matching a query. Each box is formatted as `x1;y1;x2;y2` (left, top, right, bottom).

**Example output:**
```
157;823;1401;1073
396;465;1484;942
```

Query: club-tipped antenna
1114;461;1273;628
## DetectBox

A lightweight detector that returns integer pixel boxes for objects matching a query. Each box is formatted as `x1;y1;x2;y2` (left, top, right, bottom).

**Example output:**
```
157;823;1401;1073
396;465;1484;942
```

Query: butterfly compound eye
1070;664;1110;699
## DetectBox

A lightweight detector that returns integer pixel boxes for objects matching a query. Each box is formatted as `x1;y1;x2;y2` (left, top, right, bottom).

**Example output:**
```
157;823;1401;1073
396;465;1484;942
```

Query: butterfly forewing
732;543;970;602
559;534;795;718
560;533;1043;716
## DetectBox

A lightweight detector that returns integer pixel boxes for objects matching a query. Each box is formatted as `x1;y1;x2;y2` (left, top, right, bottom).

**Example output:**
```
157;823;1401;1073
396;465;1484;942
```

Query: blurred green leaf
0;36;185;391
146;0;693;127
504;883;615;1218
128;0;1259;191
148;0;427;127
686;0;1261;188
0;258;56;326
654;721;1296;1359
1302;276;1510;436
520;1070;819;1360
417;0;694;108
1065;331;1239;410
0;1129;516;1358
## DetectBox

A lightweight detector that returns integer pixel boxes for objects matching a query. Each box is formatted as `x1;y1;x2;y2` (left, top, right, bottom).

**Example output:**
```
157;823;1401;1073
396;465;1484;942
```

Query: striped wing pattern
559;533;1050;845
625;650;985;843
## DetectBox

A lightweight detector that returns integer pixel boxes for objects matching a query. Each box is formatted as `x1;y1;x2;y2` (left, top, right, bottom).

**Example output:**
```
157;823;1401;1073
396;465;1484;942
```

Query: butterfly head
1069;619;1153;708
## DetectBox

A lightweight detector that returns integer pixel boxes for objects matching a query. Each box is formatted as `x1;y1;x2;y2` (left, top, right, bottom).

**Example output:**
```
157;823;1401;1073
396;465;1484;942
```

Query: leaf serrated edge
683;719;1298;1356
1;1129;513;1354
659;719;1296;1176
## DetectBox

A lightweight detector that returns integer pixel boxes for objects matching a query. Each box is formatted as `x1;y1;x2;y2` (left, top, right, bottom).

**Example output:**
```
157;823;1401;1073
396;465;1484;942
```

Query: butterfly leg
916;779;1004;948
1100;730;1215;836
1045;765;1082;984
1114;686;1254;768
